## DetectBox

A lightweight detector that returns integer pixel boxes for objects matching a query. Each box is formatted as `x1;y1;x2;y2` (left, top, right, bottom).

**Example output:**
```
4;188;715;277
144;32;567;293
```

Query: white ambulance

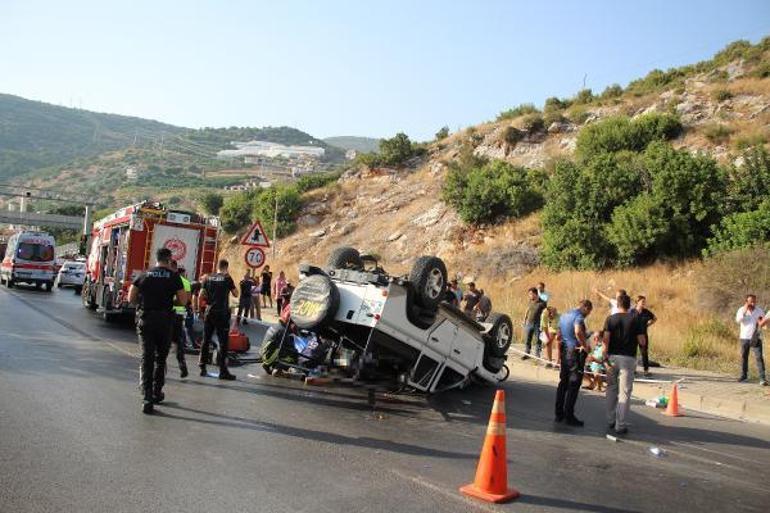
0;231;57;291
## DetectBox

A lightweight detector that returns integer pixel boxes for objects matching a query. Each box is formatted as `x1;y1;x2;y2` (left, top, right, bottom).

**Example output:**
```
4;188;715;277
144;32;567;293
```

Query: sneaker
545;363;553;369
180;366;188;379
521;355;530;361
142;400;154;414
199;366;207;377
760;380;768;386
643;371;652;378
565;417;584;427
738;377;748;383
218;372;236;381
152;392;165;404
614;427;628;435
243;319;249;325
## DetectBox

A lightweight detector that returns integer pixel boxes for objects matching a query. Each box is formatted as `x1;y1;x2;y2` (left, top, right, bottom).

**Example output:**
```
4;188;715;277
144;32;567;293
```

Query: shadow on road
158;403;477;460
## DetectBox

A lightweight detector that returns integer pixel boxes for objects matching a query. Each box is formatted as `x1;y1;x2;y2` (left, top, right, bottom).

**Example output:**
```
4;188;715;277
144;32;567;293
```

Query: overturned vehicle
260;247;512;393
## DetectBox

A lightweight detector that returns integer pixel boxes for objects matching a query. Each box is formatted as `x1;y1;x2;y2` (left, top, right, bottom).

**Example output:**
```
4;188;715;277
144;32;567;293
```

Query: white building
217;140;325;160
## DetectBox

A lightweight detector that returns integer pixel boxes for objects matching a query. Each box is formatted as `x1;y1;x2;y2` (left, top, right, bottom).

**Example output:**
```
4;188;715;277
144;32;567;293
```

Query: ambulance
82;201;219;321
0;230;57;291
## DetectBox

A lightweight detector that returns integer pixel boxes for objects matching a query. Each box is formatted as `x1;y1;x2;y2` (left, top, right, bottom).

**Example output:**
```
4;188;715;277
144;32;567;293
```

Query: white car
57;261;86;292
263;247;512;393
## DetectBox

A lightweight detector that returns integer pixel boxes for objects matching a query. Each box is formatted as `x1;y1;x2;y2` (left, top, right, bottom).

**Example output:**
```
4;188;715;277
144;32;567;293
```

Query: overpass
0;211;85;230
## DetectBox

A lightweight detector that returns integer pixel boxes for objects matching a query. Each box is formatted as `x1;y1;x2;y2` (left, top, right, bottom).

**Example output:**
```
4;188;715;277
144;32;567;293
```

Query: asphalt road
1;285;769;513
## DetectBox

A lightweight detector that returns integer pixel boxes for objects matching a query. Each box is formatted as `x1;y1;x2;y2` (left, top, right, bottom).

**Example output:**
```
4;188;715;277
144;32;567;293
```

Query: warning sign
244;247;266;269
240;221;271;247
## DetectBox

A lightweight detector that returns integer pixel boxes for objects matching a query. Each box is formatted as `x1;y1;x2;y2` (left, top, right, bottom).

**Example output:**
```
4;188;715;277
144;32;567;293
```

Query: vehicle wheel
74;285;82;295
289;273;340;330
327;246;363;270
45;281;53;292
35;283;42;290
82;285;97;310
485;312;513;357
409;256;447;311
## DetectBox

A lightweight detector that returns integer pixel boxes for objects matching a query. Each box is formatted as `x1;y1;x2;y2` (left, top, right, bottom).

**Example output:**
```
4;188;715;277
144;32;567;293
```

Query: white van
0;231;57;291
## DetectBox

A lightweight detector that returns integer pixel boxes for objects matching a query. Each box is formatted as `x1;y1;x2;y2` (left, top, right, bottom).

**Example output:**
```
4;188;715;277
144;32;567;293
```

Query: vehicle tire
485;312;513;357
74;285;82;295
327;246;363;270
409;256;447;311
82;284;97;310
35;283;42;290
45;281;53;292
289;273;340;330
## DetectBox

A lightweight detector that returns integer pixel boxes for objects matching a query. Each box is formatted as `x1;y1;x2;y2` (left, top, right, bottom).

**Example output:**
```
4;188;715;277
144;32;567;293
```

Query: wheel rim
425;268;444;299
496;323;511;349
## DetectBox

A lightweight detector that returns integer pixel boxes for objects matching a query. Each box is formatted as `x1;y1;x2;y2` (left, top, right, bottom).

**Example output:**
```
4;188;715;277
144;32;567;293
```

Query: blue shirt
559;308;586;348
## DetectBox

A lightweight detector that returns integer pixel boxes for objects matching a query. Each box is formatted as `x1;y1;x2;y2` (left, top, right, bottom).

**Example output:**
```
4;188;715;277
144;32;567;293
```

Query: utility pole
272;194;278;259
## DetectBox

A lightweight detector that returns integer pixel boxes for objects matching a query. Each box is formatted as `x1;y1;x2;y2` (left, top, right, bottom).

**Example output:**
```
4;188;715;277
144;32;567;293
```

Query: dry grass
470;261;741;374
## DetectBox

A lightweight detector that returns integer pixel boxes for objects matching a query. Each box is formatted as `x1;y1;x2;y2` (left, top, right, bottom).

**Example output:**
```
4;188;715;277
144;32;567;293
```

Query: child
584;331;610;391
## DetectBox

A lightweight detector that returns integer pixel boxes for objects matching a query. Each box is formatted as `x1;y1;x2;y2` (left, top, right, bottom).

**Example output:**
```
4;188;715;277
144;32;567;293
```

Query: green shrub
379;132;416;167
543;110;565;126
573;88;594;105
705;200;770;255
601;84;624;99
711;89;733;102
606;193;669;266
435;126;450;140
442;160;543;225
626;68;686;95
252;186;302;238
544;97;570;112
732;132;768;150
751;61;770;79
520;113;545;133
575;113;682;160
725;145;770;212
497;103;540;121
295;170;341;193
566;106;591;125
502;126;524;145
703;124;733;144
219;192;254;233
696;246;770;313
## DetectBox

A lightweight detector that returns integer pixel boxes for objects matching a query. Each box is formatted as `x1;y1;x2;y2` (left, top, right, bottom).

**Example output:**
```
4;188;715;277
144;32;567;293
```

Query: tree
379;133;415;167
219;192;254;233
197;191;223;215
435;126;450;140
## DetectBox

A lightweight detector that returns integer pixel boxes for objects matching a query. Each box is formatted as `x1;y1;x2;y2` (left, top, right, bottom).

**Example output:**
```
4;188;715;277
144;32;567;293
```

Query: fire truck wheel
485;312;513;357
409;256;448;311
327;246;363;270
289;274;340;330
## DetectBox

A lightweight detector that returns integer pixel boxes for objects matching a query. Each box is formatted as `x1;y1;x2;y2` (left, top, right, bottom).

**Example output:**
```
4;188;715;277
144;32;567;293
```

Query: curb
506;359;770;426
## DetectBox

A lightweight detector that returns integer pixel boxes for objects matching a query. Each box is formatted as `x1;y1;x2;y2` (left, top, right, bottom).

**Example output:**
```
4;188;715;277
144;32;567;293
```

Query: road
1;285;769;513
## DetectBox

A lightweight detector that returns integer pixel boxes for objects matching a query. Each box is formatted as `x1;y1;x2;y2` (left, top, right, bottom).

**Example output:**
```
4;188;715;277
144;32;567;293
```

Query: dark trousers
172;314;187;372
740;337;766;380
555;345;584;420
276;298;284;316
199;310;230;372
639;340;650;371
236;298;251;321
523;323;541;356
137;311;173;400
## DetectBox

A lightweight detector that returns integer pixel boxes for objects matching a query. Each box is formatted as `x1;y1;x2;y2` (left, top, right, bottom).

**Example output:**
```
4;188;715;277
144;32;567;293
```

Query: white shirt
736;305;765;340
609;299;620;315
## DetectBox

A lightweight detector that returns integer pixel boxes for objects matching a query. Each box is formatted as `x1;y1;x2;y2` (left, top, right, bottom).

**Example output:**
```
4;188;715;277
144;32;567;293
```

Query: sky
1;0;768;141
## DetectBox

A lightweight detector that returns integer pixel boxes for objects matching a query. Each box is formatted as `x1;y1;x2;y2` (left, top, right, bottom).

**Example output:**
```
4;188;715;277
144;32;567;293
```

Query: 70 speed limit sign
244;246;266;269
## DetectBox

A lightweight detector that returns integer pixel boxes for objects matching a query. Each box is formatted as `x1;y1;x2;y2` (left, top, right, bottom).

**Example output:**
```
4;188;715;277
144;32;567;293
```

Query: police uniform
172;274;192;377
133;266;184;405
198;272;236;377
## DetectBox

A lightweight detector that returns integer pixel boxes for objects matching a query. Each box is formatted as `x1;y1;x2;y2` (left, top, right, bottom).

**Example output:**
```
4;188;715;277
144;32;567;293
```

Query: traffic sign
240;221;271;247
244;246;266;269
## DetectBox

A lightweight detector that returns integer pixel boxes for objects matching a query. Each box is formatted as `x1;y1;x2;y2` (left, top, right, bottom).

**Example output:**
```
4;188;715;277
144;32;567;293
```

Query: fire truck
82;201;219;321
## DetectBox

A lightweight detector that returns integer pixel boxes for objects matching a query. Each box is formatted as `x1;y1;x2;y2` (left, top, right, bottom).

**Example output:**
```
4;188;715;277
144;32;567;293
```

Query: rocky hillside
224;39;770;281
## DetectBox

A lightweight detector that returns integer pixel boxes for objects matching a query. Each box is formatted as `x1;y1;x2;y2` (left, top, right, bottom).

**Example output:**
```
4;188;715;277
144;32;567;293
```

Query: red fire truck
82;201;219;320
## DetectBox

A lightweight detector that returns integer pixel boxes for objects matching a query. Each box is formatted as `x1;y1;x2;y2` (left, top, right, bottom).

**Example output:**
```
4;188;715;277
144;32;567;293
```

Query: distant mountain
324;136;380;153
0;93;183;179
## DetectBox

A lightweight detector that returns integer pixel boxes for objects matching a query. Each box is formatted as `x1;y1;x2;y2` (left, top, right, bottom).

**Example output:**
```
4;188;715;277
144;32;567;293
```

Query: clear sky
1;0;768;140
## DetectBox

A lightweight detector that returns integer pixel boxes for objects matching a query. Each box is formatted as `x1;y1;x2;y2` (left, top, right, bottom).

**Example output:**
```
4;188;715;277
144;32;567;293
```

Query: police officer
128;248;188;414
197;259;238;380
169;260;191;378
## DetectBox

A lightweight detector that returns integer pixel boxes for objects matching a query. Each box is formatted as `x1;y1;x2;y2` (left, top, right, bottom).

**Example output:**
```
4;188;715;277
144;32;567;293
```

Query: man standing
522;287;546;359
236;270;254;325
632;295;657;378
128;248;187;414
169;260;190;379
462;282;480;318
474;289;492;322
554;299;593;427
197;259;238;380
594;288;627;315
736;294;767;386
603;293;647;435
537;281;550;304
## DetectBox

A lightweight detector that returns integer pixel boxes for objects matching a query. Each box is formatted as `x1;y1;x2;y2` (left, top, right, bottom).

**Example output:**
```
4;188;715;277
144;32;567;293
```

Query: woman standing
273;270;287;315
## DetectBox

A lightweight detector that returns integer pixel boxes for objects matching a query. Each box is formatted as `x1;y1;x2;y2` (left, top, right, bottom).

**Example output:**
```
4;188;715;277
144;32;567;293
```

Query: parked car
57;261;86;293
262;247;512;393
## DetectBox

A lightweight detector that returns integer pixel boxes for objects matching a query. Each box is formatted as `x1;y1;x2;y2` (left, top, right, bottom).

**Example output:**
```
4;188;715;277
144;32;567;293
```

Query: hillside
0;93;184;179
220;37;770;373
323;136;380;153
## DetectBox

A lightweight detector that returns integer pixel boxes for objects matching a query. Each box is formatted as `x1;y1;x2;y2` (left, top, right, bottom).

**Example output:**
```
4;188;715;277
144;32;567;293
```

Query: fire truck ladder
143;220;155;269
199;230;218;279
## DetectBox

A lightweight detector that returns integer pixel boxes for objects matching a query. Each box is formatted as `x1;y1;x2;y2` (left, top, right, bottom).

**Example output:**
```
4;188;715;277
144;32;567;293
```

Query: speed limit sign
244;246;266;269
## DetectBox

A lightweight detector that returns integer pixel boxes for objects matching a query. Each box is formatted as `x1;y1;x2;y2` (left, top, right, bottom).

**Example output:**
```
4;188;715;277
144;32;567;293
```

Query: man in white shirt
735;294;767;386
594;288;627;316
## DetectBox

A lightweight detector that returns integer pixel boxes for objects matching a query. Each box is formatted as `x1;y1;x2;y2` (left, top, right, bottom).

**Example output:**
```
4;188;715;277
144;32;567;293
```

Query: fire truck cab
82;201;219;321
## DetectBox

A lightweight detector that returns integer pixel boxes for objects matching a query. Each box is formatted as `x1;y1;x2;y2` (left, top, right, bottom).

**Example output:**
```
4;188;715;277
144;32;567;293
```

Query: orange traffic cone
663;383;683;417
460;390;520;503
